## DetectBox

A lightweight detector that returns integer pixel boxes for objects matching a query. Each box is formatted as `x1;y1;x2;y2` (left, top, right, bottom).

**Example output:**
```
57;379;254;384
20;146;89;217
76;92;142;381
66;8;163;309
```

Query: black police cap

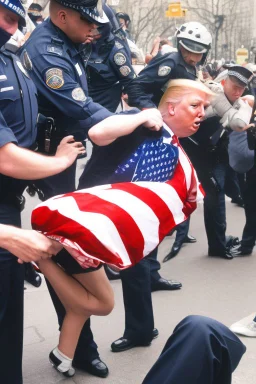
227;65;254;86
55;0;109;25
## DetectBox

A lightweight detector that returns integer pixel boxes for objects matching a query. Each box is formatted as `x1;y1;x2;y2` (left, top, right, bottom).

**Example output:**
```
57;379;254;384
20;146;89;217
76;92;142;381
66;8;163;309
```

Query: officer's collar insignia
45;68;64;89
16;61;30;78
158;66;172;77
22;51;33;71
114;52;126;66
72;87;86;102
47;45;63;56
115;41;123;50
119;65;131;77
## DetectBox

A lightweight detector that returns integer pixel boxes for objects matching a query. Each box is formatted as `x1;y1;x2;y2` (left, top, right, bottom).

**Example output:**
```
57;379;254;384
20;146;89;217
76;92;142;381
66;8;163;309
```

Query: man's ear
58;10;67;24
167;103;175;116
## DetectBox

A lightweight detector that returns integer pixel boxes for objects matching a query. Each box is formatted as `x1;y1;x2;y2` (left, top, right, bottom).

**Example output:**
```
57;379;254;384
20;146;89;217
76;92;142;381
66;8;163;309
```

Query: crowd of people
1;0;256;383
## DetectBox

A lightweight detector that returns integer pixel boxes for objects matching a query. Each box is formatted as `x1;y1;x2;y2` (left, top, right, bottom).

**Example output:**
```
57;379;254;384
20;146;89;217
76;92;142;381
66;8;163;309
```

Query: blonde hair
158;79;214;114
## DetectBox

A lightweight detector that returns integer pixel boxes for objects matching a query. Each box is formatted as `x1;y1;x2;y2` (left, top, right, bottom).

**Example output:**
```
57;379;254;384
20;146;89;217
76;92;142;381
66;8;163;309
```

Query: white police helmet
176;22;212;65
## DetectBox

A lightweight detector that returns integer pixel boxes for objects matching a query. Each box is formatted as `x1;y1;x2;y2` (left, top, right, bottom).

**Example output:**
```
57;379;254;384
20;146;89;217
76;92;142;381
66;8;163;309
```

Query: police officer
0;2;85;383
181;66;253;259
27;3;44;26
86;21;136;112
125;22;212;261
19;0;116;377
116;12;133;41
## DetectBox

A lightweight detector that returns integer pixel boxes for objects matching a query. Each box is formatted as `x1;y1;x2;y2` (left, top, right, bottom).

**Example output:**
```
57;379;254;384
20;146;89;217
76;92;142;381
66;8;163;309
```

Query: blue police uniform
0;46;38;384
142;315;246;384
125;51;197;109
87;38;136;112
19;17;114;368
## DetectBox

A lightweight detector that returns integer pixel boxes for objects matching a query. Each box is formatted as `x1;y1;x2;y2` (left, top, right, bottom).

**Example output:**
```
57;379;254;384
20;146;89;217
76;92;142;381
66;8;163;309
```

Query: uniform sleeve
28;53;113;129
0;110;18;148
124;54;176;109
110;48;136;90
228;131;255;173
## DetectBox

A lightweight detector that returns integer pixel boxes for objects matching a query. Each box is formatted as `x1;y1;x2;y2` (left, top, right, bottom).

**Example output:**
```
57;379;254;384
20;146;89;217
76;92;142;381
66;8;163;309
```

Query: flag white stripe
178;147;191;190
86;189;160;256
43;196;131;266
137;181;186;225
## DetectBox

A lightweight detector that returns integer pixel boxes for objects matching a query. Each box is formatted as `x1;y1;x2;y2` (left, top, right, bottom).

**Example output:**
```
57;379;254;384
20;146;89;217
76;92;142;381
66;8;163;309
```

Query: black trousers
240;166;256;249
120;252;155;343
34;164;99;363
142;315;246;384
174;218;190;244
0;204;24;384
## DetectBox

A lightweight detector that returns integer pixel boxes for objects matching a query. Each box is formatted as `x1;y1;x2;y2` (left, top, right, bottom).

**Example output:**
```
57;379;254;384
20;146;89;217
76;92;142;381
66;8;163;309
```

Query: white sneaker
230;321;256;337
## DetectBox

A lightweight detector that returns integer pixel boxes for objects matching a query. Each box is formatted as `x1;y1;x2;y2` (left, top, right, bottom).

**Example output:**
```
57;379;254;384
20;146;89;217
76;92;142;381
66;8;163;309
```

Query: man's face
64;9;98;44
224;77;246;103
118;18;126;29
166;91;210;137
180;46;203;67
0;5;19;35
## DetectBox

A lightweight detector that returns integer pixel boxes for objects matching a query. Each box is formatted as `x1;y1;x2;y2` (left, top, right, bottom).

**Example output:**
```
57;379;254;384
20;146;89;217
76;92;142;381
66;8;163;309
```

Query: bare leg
39;259;114;358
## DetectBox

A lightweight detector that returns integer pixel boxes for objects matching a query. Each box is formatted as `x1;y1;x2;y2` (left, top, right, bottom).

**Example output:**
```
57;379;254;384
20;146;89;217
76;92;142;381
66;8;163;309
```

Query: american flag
31;140;204;270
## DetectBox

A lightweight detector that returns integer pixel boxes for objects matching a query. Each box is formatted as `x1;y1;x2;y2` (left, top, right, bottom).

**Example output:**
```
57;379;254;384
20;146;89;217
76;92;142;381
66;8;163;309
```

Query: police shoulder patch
120;66;131;77
158;66;172;77
114;52;126;66
45;68;64;89
22;50;33;71
72;87;86;102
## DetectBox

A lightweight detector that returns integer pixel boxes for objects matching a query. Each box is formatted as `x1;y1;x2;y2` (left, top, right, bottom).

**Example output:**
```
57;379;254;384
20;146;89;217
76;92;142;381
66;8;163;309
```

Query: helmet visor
179;38;207;54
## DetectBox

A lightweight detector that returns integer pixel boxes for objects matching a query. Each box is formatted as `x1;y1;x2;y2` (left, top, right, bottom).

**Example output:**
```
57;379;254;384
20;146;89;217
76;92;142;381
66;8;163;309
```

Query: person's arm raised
88;109;163;146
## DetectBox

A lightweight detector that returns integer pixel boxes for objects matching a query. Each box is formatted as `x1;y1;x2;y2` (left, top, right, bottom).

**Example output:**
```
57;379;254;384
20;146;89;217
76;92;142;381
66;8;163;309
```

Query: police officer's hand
55;136;85;168
141;109;163;131
0;225;62;263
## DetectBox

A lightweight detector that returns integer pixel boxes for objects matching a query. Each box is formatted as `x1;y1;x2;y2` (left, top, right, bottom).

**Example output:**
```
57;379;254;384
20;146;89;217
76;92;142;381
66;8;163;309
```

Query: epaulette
115;41;124;50
47;37;64;56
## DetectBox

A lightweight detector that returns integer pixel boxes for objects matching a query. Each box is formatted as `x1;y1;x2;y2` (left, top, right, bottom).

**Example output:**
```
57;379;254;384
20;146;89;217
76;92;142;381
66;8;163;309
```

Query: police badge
114;53;126;66
22;50;33;71
158;66;172;77
120;66;131;76
72;87;87;102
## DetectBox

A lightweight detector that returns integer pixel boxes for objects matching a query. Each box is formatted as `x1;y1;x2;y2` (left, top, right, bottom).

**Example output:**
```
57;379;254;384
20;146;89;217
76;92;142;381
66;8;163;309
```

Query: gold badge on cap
72;87;86;102
45;68;64;89
114;53;126;66
120;66;131;77
158;66;172;77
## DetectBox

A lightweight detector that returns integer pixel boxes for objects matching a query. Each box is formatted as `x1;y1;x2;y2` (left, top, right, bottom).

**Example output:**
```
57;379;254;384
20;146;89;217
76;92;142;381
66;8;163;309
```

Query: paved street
21;183;256;384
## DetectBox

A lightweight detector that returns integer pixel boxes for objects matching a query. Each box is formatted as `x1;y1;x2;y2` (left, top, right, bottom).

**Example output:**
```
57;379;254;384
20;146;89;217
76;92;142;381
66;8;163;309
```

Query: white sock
52;347;72;373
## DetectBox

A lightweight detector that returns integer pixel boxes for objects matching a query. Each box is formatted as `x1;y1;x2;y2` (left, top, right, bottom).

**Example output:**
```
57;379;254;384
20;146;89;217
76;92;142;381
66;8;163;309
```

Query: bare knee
98;296;115;316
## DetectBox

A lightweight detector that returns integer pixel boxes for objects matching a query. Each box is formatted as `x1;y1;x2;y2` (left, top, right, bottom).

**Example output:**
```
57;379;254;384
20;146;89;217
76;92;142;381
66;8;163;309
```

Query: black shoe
151;277;182;291
230;244;253;257
111;337;151;353
104;265;120;281
231;196;244;207
25;264;42;288
73;358;109;378
152;328;159;339
163;242;182;262
208;249;233;260
225;235;240;249
184;234;197;243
